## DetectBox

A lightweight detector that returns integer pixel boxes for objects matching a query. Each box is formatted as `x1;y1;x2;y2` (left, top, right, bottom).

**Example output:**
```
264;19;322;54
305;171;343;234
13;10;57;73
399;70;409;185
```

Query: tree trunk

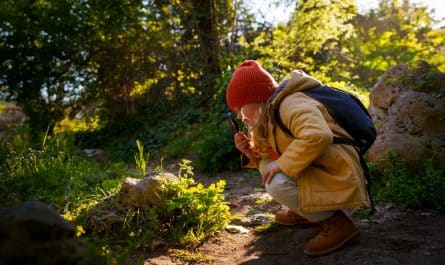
192;0;222;97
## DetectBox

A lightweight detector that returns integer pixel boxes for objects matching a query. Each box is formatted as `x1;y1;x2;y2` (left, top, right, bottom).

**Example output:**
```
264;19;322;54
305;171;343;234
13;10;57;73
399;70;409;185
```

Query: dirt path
130;169;445;265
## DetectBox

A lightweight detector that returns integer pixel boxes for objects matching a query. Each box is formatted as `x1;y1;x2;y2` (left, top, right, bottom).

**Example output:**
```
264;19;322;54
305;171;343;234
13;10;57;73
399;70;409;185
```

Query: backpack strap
359;154;377;215
273;98;356;149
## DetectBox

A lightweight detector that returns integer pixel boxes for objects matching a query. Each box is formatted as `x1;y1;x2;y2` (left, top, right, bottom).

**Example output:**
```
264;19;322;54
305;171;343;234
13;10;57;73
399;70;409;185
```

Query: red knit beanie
226;60;277;112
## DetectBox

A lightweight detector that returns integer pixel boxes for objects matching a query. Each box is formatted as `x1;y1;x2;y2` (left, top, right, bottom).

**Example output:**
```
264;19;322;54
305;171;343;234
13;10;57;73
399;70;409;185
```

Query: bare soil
129;167;445;265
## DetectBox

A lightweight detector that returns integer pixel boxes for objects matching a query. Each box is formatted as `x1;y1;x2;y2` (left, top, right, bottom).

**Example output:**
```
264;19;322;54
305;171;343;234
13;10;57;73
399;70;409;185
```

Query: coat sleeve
240;153;260;169
275;94;333;178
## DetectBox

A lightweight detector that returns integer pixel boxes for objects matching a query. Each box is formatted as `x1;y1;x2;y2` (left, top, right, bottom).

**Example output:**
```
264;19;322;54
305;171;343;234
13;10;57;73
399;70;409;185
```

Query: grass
2;102;445;263
369;152;445;213
0;130;232;263
255;222;281;233
0;133;127;214
170;249;215;263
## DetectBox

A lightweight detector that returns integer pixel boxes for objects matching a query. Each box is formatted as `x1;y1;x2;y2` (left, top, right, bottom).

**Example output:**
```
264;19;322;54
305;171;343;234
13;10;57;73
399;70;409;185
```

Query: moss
255;222;281;233
399;60;445;119
171;249;215;263
400;60;445;93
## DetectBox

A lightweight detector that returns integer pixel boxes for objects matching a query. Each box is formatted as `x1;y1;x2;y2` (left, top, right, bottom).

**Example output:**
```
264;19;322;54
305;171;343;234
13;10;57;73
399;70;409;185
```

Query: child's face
237;103;261;127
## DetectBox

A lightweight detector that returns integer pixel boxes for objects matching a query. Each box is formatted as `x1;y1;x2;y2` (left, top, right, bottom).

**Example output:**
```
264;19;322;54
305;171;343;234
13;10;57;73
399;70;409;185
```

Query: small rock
74;149;109;165
226;225;249;234
118;172;178;210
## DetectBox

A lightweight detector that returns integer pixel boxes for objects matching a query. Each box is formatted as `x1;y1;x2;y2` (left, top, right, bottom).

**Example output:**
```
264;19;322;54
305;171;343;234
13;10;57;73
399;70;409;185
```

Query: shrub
75;102;204;163
193;120;240;173
0;132;127;214
369;153;445;212
1;132;232;261
81;159;231;261
190;71;241;173
160;160;231;245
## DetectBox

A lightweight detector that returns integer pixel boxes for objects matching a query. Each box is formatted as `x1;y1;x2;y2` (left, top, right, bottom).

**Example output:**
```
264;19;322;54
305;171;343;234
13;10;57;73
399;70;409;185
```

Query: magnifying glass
225;112;240;132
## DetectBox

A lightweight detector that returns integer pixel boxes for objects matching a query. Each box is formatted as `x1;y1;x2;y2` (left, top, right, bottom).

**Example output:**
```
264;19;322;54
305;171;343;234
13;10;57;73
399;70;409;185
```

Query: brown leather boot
304;210;359;256
274;210;314;226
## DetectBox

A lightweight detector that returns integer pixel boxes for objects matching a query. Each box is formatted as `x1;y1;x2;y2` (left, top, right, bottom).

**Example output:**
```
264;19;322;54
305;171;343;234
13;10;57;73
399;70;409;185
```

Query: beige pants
259;159;334;223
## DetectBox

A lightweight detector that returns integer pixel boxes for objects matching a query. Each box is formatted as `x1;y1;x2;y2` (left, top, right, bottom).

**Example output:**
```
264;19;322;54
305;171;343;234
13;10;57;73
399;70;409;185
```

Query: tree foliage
263;0;358;83
0;0;92;133
348;0;445;87
1;0;234;133
0;0;444;171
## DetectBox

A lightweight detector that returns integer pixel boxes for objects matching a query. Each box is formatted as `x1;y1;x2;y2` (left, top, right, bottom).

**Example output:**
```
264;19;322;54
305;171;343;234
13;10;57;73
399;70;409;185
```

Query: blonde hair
248;102;272;158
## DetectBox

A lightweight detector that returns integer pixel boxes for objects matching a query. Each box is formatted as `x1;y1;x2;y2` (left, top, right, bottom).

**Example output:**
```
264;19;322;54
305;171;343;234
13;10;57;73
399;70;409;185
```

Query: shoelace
318;217;336;238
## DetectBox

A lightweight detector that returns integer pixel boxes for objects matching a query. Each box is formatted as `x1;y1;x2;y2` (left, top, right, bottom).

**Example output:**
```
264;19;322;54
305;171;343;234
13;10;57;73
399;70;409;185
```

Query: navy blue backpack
273;80;377;214
273;80;376;155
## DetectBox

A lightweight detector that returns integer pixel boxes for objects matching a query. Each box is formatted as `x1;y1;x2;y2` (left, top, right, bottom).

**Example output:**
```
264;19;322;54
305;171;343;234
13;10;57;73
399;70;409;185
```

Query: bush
74;71;242;173
0;132;127;214
193;120;240;173
81;159;231;262
190;71;240;173
75;102;205;163
369;153;445;212
1;132;232;261
160;160;231;245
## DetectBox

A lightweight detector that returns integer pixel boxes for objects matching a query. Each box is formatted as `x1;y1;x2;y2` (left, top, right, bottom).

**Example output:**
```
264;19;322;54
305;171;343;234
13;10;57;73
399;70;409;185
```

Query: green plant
193;121;240;173
160;160;231;245
400;61;445;92
0;131;128;215
163;134;194;158
352;208;376;220
255;222;281;233
134;139;149;177
171;249;214;263
369;153;445;212
78;159;231;262
82;206;160;265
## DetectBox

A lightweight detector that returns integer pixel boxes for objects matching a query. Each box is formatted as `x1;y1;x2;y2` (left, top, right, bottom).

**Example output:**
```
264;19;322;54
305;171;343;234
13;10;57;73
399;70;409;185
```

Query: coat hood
268;70;322;119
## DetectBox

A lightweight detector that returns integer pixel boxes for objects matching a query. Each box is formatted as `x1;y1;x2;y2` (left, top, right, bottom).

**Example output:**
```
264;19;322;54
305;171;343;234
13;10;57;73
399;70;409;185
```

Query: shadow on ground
135;169;445;265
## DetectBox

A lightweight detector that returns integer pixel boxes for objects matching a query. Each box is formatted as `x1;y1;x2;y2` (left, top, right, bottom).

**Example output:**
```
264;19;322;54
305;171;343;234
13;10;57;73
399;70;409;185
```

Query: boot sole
304;230;360;256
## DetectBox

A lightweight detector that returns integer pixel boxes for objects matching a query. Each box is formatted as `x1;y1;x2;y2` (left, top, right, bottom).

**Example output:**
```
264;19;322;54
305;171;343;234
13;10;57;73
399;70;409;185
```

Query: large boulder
368;61;445;164
0;201;105;265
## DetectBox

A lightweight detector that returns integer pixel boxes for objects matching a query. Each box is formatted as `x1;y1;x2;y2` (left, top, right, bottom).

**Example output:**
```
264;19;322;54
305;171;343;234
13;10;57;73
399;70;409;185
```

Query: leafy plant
134;139;149;177
77;159;231;262
369;153;445;212
89;206;160;264
255;222;281;233
399;60;445;92
160;160;231;245
193;121;240;173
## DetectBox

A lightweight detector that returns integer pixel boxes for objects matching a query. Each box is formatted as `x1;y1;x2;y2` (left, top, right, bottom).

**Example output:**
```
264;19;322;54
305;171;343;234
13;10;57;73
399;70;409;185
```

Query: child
226;60;371;256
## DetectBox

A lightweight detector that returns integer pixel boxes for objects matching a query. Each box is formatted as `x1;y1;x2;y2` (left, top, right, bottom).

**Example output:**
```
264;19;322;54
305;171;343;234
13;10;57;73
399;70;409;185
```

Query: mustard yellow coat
248;70;371;213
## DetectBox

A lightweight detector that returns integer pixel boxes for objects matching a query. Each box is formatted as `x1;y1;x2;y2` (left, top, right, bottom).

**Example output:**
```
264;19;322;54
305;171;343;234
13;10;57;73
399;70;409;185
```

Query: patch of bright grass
255;197;273;204
255;222;281;233
171;249;215;263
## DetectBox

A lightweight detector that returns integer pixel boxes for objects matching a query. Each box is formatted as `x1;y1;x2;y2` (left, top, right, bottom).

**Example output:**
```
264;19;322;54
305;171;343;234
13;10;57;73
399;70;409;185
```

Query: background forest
1;0;444;263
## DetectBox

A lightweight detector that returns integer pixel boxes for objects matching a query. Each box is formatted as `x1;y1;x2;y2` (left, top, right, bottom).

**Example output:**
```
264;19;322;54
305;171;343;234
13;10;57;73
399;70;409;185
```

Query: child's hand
262;160;282;185
234;132;254;158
